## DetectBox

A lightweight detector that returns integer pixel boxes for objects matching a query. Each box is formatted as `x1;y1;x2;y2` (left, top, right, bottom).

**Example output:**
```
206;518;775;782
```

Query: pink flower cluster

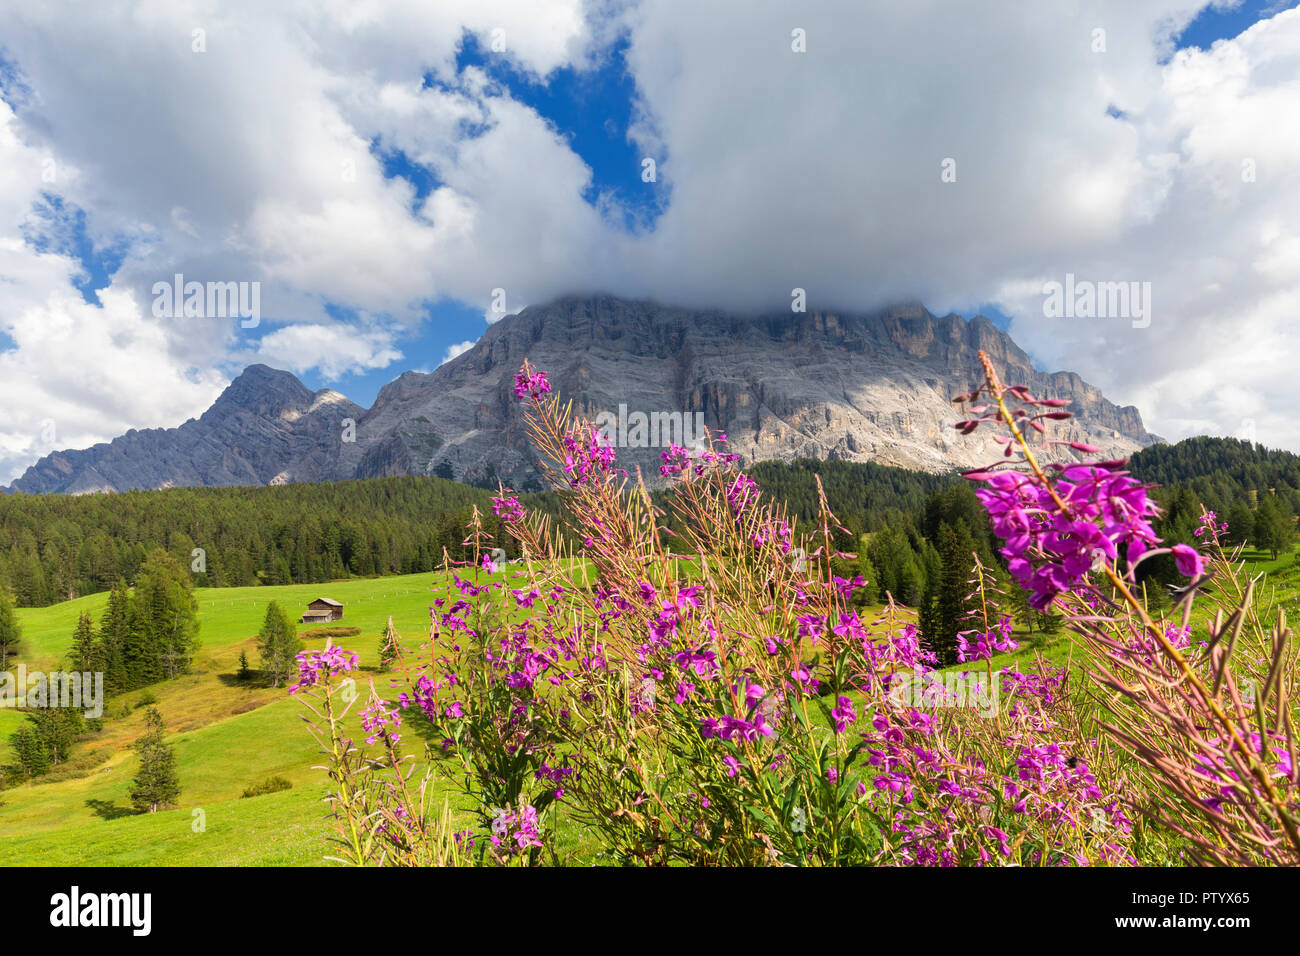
513;367;551;401
1193;509;1229;545
288;644;359;694
659;442;740;478
956;615;1019;663
491;804;542;852
361;699;403;745
561;426;618;486
492;494;526;524
973;464;1189;609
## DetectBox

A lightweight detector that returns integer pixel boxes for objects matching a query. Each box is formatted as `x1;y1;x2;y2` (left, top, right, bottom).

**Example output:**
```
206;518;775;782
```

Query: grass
2;545;1296;866
0;569;483;865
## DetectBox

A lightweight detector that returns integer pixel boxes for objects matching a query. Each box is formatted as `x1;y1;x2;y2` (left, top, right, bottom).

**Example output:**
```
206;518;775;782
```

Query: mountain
6;296;1156;494
8;365;363;494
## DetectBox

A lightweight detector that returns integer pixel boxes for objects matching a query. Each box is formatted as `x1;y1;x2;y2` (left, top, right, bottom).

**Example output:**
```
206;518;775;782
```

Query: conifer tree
3;703;85;780
1255;496;1294;560
0;588;21;670
135;549;201;681
67;611;104;674
257;601;302;688
128;706;180;813
920;521;978;666
98;580;132;693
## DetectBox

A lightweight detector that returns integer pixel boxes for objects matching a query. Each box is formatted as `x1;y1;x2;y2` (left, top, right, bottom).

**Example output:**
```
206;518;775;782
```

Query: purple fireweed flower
512;587;541;609
513;367;551;401
833;575;866;601
725;474;761;516
797;613;827;644
491;494;526;524
561;425;618;486
360;700;403;745
957;614;1019;663
659;443;694;477
1171;543;1205;578
973;464;1199;609
832;611;867;643
986;826;1012;857
831;695;857;733
490;805;543;852
288;644;359;694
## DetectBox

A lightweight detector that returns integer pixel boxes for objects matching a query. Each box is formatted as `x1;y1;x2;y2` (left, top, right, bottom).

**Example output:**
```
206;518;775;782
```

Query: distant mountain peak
7;295;1154;495
8;366;364;494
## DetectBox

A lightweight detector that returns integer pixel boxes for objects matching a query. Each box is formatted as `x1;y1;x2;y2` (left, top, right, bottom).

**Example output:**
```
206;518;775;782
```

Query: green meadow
1;545;1294;866
0;571;469;866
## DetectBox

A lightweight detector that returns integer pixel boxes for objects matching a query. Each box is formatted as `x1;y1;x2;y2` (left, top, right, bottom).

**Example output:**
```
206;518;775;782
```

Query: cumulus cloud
1;0;1299;481
253;322;404;380
0;0;590;480
441;339;477;365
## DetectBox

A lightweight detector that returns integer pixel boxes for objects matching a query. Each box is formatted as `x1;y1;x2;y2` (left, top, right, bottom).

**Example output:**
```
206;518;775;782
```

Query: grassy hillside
4;539;1296;866
0;570;469;865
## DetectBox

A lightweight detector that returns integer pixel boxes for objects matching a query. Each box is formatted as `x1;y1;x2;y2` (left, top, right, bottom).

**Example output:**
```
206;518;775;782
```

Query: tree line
0;476;531;607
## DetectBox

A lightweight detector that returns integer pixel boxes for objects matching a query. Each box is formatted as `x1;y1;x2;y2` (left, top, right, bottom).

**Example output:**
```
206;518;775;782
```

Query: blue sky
309;31;665;408
323;1;1300;408
14;2;1295;409
220;30;663;408
1173;0;1299;51
4;0;1300;477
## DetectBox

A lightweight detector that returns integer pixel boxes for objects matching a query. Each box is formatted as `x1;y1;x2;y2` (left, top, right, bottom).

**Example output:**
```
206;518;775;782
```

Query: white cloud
253;323;403;380
441;339;477;364
2;0;1300;483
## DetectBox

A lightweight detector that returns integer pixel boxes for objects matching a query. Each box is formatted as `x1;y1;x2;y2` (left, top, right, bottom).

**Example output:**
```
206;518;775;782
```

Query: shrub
242;775;293;798
300;626;362;640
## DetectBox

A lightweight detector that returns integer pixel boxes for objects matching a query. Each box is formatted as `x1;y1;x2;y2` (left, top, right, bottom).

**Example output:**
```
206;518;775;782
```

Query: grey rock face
353;297;1155;489
8;365;364;494
7;297;1155;494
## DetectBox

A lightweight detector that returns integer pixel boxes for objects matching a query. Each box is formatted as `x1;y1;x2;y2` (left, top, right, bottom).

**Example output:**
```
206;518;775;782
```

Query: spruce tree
99;581;132;693
0;588;21;670
3;704;85;780
135;550;201;681
257;601;302;688
67;611;104;674
1255;496;1294;560
1226;502;1255;547
920;521;978;666
128;706;180;813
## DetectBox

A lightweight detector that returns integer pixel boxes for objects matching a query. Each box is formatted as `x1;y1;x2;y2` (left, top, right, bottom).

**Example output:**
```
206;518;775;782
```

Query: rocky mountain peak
6;295;1156;495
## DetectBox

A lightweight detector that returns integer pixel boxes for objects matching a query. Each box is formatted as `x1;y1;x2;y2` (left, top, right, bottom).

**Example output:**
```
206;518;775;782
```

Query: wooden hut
301;597;344;624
